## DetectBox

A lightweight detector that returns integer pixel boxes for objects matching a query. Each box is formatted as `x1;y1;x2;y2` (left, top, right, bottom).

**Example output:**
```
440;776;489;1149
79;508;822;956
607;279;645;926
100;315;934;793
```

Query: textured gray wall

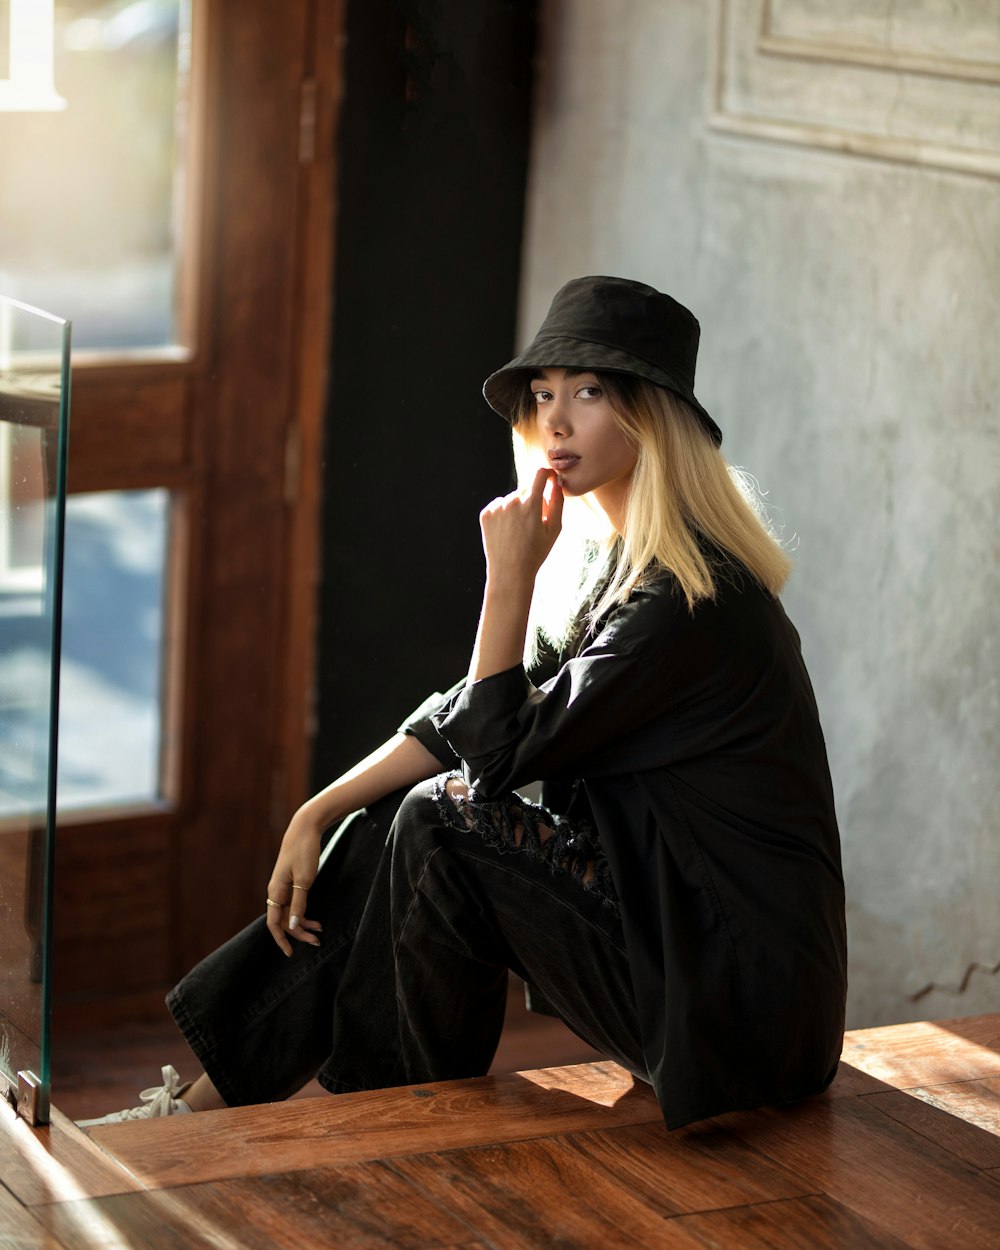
518;0;1000;1026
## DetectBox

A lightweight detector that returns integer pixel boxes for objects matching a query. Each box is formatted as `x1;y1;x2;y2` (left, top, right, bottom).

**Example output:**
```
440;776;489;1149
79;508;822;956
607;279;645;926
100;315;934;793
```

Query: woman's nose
541;396;571;435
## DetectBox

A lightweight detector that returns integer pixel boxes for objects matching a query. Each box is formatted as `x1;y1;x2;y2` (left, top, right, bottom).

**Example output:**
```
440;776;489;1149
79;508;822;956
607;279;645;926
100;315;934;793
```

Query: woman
82;276;847;1131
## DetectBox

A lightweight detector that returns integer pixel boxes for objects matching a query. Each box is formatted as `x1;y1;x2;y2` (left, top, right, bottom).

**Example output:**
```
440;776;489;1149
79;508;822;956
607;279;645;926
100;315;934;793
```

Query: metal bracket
16;1070;49;1126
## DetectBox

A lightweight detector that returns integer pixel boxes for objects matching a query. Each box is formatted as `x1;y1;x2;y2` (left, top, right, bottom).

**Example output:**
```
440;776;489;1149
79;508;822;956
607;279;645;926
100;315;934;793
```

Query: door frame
53;0;345;992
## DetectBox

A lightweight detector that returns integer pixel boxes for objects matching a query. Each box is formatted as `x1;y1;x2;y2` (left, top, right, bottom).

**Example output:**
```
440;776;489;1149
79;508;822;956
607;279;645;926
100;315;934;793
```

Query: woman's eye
531;390;552;404
578;385;602;399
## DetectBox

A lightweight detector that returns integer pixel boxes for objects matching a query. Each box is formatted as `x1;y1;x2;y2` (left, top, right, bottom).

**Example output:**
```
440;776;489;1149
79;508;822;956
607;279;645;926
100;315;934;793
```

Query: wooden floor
2;1014;999;1249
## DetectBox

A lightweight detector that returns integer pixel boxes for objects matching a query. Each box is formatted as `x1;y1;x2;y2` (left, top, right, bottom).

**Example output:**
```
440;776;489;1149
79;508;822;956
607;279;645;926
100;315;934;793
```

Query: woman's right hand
479;467;563;585
265;808;325;956
261;732;442;955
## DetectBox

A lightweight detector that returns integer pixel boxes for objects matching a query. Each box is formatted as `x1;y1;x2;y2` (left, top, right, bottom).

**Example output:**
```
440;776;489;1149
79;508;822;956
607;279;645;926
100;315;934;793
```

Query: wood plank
0;1180;71;1250
820;1060;893;1099
388;1138;712;1250
67;376;192;494
842;1015;1000;1088
386;1121;816;1248
39;1160;475;1250
670;1193;914;1250
862;1078;1000;1169
716;1086;1000;1250
0;1105;141;1207
86;1062;660;1188
556;1120;814;1212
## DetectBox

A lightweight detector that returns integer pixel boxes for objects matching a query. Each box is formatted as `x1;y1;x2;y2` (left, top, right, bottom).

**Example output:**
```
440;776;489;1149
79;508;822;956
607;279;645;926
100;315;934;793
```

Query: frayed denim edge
432;772;621;919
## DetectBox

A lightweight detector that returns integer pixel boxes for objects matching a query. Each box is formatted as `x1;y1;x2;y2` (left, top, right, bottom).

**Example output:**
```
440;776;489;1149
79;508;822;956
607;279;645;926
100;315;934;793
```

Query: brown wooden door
51;0;344;993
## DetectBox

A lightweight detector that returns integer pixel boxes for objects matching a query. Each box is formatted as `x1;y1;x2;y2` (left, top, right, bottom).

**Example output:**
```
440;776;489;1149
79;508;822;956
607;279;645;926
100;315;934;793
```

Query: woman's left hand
479;467;563;585
265;810;324;956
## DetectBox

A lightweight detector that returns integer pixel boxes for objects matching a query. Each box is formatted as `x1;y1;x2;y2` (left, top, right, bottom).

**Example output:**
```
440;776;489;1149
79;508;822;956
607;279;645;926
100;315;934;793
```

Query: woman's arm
296;731;442;830
266;731;440;955
268;468;560;955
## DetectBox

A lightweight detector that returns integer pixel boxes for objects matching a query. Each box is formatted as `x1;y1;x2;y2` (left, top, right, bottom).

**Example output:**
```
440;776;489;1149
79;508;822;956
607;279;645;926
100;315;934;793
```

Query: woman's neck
590;480;630;535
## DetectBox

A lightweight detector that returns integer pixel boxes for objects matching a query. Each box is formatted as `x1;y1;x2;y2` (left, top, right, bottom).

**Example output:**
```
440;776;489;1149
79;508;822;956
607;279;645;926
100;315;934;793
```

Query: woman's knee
386;776;476;903
393;774;466;842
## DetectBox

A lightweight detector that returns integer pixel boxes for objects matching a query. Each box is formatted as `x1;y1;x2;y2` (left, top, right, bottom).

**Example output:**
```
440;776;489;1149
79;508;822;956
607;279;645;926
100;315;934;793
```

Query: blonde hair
510;372;792;660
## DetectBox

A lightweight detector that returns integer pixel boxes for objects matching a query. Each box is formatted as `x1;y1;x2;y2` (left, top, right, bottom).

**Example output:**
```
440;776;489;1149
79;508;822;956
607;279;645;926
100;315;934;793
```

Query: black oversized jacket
400;560;847;1129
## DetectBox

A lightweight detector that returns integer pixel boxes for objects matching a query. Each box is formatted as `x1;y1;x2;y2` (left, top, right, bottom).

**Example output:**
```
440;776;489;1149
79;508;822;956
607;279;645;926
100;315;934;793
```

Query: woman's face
527;368;637;529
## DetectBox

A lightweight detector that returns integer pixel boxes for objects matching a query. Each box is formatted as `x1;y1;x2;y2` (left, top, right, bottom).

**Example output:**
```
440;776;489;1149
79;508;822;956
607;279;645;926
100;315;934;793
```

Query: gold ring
291;884;308;891
265;897;283;908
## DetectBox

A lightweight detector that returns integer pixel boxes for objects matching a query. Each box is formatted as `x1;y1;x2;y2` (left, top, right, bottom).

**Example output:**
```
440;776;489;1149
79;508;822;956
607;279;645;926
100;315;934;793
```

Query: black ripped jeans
167;777;646;1107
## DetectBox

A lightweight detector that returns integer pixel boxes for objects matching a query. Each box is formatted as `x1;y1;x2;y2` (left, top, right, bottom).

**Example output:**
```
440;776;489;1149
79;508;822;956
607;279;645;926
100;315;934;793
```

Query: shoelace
114;1064;185;1120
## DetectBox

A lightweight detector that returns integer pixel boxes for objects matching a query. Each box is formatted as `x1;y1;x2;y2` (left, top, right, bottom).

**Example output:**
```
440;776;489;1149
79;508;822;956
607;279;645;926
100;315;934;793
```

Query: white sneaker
77;1064;193;1127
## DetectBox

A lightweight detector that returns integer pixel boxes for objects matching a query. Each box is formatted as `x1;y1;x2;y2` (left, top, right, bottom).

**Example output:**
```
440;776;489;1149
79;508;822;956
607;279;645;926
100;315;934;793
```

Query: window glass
56;489;169;810
0;0;192;352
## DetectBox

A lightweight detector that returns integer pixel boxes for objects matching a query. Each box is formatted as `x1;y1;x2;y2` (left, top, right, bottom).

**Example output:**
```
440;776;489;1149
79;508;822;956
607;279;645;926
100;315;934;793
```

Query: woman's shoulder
621;556;779;643
579;542;782;659
639;546;765;610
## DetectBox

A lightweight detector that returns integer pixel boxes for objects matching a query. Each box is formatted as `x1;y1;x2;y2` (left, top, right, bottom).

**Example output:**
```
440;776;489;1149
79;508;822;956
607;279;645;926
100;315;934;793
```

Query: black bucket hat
483;275;722;446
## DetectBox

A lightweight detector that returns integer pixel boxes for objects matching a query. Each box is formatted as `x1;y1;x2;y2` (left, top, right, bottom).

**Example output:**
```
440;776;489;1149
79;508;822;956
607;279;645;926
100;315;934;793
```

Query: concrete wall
518;0;1000;1026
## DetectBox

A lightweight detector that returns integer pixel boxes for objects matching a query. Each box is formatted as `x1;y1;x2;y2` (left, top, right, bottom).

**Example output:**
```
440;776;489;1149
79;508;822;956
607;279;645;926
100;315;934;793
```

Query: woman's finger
265;892;293;956
529;466;553;504
287;882;309;929
543;473;564;530
287;881;320;947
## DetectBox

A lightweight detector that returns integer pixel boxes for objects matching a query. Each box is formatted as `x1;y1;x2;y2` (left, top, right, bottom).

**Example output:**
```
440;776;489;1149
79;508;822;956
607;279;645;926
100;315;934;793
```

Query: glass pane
58;489;169;810
0;0;192;352
0;295;70;1125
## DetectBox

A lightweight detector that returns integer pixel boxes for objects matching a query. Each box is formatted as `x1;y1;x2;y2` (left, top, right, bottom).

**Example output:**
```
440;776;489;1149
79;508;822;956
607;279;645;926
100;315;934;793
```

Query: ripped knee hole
441;775;593;881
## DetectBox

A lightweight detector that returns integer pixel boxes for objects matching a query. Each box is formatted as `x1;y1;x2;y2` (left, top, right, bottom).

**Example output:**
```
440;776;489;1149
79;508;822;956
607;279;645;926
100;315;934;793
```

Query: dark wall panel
313;0;538;784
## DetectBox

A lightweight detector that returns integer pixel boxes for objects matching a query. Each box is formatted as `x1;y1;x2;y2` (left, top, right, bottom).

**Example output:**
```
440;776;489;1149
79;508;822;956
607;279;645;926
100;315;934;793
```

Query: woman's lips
548;452;580;472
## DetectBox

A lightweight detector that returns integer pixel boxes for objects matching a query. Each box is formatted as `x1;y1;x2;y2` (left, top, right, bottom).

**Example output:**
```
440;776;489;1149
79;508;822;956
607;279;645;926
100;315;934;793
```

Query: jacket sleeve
431;576;695;797
397;680;466;770
396;635;584;774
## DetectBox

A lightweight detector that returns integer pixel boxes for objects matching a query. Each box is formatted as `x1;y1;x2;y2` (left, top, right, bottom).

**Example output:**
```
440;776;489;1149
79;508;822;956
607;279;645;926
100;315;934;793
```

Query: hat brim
483;335;722;447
